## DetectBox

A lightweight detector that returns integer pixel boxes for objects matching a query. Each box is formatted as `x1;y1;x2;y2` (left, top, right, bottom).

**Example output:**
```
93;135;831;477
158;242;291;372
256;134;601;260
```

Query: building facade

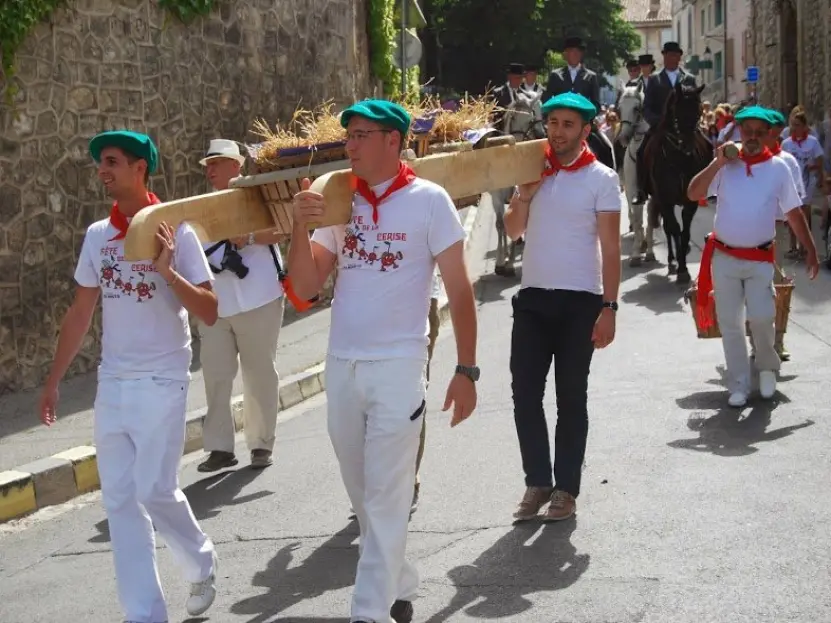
749;0;831;123
617;0;673;91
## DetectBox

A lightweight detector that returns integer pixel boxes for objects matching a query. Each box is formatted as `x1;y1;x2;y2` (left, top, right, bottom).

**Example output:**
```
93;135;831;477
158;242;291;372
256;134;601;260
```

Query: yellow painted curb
0;470;37;522
53;446;100;494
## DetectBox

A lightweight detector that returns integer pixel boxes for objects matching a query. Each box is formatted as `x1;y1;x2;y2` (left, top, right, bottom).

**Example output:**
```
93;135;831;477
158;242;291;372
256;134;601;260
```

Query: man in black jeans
503;92;622;522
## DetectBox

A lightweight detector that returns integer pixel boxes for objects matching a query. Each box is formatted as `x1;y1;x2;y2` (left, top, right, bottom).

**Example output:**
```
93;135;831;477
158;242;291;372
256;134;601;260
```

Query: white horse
489;89;545;277
616;83;656;266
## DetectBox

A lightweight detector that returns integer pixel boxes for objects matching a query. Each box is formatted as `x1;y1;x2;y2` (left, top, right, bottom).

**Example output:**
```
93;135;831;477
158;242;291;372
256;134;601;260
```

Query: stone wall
749;0;831;121
0;0;371;395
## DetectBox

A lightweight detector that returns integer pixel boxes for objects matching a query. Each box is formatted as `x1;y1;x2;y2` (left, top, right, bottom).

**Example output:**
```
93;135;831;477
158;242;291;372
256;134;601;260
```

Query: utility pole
722;0;728;102
401;0;408;95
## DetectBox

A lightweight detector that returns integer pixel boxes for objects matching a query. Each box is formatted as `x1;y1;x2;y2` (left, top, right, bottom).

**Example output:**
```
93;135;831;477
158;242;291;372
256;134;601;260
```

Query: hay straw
426;91;498;144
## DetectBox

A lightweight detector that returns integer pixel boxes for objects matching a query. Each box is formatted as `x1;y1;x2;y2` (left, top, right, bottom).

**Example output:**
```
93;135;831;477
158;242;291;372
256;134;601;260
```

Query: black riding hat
662;41;683;54
507;63;525;75
638;54;655;65
625;58;639;69
563;37;586;50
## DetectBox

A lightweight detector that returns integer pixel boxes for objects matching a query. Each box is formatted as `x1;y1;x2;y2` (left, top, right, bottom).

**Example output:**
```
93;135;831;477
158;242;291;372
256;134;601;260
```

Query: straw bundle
250;100;347;163
426;93;498;143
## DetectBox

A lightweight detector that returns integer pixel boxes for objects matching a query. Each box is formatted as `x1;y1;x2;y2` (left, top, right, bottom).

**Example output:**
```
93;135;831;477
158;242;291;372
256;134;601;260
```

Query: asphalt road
1;204;830;622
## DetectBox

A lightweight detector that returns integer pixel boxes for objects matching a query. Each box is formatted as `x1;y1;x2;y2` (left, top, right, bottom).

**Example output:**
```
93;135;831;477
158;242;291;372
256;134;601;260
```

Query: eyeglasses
346;129;391;142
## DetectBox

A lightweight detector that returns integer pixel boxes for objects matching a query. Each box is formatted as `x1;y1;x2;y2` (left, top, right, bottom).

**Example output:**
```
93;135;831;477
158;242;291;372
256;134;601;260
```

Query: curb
0;202;483;524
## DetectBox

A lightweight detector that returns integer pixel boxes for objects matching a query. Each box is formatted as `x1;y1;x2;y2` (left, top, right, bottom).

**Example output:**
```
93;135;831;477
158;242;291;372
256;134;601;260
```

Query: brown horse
644;82;713;284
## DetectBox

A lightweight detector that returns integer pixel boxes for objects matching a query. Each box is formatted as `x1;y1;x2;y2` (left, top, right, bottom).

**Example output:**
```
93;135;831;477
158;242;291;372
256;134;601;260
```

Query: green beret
541;93;597;123
89;130;159;174
340;99;411;137
767;109;787;126
734;106;774;126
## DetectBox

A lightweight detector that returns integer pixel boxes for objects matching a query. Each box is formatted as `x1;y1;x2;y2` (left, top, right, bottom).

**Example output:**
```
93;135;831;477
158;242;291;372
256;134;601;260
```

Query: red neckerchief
792;131;807;147
108;192;161;241
352;162;416;224
770;142;782;156
695;234;775;331
738;147;773;177
540;142;597;179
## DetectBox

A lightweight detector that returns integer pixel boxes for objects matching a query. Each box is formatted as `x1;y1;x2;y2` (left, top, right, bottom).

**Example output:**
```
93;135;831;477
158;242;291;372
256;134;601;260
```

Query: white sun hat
199;139;246;166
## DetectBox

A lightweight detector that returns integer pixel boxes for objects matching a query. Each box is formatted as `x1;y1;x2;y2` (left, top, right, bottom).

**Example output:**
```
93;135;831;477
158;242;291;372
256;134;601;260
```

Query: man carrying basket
687;107;819;408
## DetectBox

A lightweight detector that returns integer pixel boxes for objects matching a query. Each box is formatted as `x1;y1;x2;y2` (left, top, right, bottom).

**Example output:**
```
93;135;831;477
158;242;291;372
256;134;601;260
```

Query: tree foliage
421;0;640;94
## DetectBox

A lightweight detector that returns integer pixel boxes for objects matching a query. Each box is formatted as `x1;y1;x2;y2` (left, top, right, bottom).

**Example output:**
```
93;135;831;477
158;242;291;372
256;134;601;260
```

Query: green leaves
158;0;215;24
367;0;420;100
1;0;67;89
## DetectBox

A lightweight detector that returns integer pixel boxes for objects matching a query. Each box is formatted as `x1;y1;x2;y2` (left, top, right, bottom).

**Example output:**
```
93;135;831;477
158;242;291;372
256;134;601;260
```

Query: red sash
108;193;161;241
352;162;416;224
695;234;775;330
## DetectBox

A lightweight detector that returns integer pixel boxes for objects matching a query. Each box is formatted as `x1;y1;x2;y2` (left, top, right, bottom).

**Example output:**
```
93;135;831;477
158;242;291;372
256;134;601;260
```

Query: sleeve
174;223;214;286
707;168;724;198
777;164;803;216
73;229;100;288
642;79;661;127
590;74;601;113
810;138;824;159
310;226;339;254
595;170;624;213
787;157;807;199
427;189;466;257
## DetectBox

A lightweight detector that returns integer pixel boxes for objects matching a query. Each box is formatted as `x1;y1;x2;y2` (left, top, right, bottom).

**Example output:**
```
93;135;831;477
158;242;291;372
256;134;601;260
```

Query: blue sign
746;66;759;83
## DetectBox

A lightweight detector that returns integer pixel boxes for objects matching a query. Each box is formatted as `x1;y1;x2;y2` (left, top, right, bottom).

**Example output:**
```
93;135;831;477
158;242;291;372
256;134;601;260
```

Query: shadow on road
88;468;271;544
231;520;359;623
621;271;687;315
475;272;520;305
425;519;587;621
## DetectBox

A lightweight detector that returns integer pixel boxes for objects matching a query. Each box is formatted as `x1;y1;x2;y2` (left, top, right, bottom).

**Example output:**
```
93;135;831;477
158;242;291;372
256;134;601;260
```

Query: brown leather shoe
391;599;414;623
197;451;238;473
543;490;576;522
513;486;554;521
250;449;273;469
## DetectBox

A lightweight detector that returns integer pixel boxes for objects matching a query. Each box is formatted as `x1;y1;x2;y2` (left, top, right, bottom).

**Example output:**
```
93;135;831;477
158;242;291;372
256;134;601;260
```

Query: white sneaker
728;391;748;408
186;551;217;616
759;371;777;399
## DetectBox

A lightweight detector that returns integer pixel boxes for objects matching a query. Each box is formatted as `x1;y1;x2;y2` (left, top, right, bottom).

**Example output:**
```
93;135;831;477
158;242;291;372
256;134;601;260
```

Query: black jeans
510;287;603;497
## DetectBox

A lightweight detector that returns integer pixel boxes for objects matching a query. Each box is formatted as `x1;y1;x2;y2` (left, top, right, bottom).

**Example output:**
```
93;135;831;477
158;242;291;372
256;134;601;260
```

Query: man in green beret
39;130;221;621
287;99;478;623
503;92;622;523
688;107;818;407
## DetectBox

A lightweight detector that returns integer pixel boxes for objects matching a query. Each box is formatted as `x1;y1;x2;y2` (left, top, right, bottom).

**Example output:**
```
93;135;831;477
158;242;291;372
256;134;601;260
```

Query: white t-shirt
202;241;283;318
74;218;213;381
717;122;739;144
311;177;465;360
781;135;824;196
707;156;802;247
776;149;806;201
521;160;623;295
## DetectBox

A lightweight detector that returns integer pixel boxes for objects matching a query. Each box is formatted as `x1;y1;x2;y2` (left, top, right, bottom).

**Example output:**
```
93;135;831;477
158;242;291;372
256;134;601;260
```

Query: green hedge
367;0;420;101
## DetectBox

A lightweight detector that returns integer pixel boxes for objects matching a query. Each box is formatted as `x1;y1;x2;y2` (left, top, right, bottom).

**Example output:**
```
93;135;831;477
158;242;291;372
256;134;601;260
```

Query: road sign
746;66;759;83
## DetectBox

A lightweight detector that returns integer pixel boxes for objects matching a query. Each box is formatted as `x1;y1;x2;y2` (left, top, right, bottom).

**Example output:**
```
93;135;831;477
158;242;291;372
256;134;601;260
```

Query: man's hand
516;180;542;202
230;235;249;248
39;383;59;426
715;141;736;166
806;250;820;280
292;178;325;226
591;308;616;349
153;222;176;281
443;374;477;427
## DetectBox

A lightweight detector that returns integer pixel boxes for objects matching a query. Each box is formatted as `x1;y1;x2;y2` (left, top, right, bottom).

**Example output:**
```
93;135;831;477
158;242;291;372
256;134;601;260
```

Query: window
661;28;673;46
701;9;705;34
714;0;723;26
707;5;712;30
714;50;723;79
687;12;692;47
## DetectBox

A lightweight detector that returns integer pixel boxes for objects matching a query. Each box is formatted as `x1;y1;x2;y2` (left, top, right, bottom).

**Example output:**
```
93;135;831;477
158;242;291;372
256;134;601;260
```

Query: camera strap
204;240;229;274
268;244;319;312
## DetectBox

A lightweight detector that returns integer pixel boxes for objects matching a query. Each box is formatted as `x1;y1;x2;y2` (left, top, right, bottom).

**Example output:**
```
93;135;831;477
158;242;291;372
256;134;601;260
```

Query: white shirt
522;160;623;295
202;241;284;318
781;134;824;195
717;122;739;144
707;156;802;247
776;148;806;201
312;177;465;360
568;65;580;82
664;69;679;86
74;218;213;381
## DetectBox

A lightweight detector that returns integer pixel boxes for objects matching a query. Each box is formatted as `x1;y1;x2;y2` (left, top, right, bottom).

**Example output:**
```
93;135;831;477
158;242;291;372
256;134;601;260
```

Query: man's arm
786;208;817;255
642;78;661;128
503;186;535;240
167;278;218;326
287;222;337;301
44;286;100;390
688;156;725;201
598;212;621;303
165;224;219;326
436;241;477;368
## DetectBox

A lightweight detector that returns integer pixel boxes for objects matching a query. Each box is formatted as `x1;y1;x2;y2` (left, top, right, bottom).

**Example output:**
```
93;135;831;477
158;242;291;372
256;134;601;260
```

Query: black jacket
643;69;698;128
490;82;520;128
542;66;601;114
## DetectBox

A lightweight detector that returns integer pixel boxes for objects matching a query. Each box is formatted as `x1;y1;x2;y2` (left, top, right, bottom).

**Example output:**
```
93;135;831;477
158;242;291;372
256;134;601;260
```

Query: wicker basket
685;267;794;339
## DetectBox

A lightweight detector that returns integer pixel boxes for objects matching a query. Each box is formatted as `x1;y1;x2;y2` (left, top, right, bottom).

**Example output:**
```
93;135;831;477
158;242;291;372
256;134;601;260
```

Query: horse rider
542;36;616;170
632;42;698;204
638;53;656;85
491;63;527;133
614;59;641;110
687;106;818;408
521;63;543;95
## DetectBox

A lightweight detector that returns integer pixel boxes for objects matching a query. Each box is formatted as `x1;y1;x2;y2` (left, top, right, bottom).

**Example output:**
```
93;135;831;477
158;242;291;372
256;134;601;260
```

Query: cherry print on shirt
135;273;157;302
365;246;380;265
99;255;122;288
342;226;366;258
379;241;403;272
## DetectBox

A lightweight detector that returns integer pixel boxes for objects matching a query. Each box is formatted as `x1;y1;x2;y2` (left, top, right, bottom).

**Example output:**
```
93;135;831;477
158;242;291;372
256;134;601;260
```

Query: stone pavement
1;202;830;622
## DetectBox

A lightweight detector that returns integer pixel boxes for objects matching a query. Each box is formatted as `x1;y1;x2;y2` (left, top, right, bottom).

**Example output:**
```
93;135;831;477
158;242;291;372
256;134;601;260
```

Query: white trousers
94;376;215;623
199;298;284;453
712;250;780;394
326;355;426;623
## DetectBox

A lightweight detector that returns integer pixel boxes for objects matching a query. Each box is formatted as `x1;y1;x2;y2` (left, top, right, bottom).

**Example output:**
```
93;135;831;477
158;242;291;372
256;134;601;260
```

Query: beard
551;135;584;159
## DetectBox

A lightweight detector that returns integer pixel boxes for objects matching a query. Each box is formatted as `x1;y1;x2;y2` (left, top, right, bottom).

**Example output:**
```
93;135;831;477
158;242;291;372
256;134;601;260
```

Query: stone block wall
750;0;830;122
0;0;371;395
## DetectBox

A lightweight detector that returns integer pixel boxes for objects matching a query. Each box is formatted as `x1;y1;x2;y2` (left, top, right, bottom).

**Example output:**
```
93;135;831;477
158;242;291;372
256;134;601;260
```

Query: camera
221;245;249;279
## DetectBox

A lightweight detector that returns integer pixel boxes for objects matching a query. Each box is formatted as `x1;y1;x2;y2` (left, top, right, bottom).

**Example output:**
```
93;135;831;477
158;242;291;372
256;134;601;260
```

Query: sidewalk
0;202;489;520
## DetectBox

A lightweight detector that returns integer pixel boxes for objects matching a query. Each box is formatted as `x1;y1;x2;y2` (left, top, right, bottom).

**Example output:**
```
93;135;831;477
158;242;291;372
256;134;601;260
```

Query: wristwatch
602;301;619;312
247;232;256;246
455;364;480;382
